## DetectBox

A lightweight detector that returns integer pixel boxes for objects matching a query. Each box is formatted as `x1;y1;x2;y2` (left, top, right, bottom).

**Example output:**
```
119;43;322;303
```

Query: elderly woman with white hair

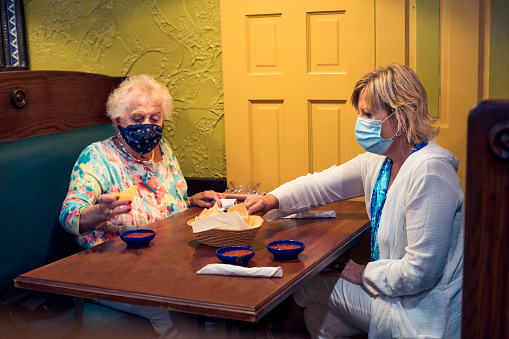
60;74;223;249
59;74;224;338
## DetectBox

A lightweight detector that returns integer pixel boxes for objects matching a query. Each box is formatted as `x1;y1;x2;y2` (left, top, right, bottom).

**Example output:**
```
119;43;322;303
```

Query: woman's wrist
187;196;194;207
265;194;279;210
79;205;103;234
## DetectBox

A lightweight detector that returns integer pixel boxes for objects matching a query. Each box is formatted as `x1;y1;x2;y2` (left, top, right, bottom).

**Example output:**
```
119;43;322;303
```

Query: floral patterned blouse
59;137;188;249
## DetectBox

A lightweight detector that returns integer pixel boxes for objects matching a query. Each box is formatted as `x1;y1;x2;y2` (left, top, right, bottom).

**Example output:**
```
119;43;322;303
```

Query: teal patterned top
59;137;188;249
370;141;428;261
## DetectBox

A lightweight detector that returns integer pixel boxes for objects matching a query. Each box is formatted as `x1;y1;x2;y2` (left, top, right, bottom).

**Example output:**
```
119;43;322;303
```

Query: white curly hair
106;74;173;121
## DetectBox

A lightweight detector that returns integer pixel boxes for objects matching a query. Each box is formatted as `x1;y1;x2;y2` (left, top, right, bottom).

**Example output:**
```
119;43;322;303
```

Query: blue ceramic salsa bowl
120;229;155;248
267;240;305;260
216;246;255;266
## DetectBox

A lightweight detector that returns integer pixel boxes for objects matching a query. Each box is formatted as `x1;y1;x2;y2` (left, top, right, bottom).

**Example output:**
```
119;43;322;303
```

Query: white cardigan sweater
267;143;464;338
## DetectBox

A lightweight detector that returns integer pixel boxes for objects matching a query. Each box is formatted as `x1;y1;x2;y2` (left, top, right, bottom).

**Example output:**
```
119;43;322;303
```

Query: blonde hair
351;63;438;145
107;74;173;121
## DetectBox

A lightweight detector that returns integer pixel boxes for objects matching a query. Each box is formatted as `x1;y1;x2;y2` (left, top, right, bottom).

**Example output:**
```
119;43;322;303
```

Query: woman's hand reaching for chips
244;194;279;216
188;190;225;208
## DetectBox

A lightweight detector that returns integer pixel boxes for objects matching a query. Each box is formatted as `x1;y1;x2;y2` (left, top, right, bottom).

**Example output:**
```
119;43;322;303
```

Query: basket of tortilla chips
188;203;263;247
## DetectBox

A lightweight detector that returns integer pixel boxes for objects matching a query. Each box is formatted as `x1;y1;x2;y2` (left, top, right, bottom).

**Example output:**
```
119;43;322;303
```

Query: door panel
250;100;285;191
310;101;345;173
247;15;283;75
308;11;346;74
221;0;375;192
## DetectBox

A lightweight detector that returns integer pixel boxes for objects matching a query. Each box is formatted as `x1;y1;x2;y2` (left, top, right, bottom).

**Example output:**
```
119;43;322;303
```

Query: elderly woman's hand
244;194;279;216
78;193;132;234
188;190;225;208
98;193;132;224
321;259;365;285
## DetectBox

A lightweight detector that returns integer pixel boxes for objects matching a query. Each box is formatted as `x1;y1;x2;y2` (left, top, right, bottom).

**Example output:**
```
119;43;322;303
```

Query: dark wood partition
0;70;124;142
462;100;509;338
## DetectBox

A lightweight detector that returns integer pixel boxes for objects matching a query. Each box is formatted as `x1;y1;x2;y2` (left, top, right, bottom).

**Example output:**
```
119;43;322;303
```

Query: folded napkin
283;210;336;219
219;198;237;211
197;264;283;278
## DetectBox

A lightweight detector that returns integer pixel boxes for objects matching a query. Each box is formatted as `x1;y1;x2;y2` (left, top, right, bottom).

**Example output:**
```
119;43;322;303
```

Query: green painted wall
23;0;226;178
489;0;509;99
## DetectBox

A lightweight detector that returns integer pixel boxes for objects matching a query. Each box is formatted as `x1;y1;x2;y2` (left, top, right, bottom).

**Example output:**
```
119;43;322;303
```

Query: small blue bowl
216;246;255;266
267;240;305;260
120;229;155;248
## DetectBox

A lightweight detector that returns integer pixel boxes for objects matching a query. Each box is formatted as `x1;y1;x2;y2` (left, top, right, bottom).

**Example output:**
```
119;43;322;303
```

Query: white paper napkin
197;264;283;278
191;212;249;233
219;199;237;211
283;210;336;219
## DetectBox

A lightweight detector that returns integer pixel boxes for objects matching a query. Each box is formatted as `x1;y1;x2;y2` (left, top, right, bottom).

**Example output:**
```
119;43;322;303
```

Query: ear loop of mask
384;112;401;140
382;112;395;123
115;118;123;141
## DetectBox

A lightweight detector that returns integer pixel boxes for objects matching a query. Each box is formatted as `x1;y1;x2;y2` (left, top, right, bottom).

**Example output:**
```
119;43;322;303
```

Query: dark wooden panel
185;177;227;196
0;70;124;142
462;100;509;338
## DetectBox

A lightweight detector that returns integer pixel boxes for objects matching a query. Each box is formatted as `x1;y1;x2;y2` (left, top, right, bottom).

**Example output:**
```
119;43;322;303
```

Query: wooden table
14;201;369;323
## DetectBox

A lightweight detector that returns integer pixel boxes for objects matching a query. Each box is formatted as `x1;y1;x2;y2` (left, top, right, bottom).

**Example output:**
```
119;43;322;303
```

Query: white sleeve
265;155;368;221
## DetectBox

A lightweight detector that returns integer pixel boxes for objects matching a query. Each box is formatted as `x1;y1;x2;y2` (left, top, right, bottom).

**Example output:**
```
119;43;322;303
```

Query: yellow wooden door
221;0;375;192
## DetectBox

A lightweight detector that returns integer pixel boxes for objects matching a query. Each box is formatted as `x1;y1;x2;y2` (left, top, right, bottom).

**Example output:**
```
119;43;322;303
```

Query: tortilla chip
194;202;221;220
227;203;248;217
115;185;138;201
210;202;220;213
249;215;264;228
197;208;210;219
203;202;221;217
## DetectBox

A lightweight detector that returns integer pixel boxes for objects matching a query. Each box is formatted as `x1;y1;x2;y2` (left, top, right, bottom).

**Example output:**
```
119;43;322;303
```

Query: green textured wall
23;0;226;178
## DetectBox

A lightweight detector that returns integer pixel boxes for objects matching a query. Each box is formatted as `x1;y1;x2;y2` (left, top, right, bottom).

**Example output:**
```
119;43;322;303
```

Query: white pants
93;299;199;339
293;275;372;339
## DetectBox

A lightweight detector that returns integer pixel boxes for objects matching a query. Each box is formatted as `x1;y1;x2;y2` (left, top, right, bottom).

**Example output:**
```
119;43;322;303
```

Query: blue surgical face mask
355;113;398;155
117;122;163;154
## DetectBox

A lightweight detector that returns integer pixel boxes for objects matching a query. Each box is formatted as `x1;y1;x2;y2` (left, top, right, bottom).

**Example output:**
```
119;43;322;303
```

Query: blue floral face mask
117;122;163;154
355;113;398;155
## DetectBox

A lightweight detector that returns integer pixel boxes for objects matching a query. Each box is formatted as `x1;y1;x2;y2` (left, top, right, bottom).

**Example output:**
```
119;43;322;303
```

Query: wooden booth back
462;100;509;338
0;71;124;295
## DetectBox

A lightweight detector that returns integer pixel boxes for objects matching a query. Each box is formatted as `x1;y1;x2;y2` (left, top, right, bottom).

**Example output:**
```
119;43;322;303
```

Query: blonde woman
246;64;464;338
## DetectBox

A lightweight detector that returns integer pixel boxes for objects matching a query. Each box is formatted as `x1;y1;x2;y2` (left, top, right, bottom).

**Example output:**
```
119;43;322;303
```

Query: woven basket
188;215;263;247
194;226;261;247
